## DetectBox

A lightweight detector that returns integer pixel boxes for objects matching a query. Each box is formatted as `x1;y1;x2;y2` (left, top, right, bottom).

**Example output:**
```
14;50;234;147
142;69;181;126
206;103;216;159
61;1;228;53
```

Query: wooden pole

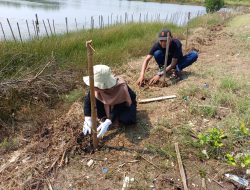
52;19;56;34
75;18;78;30
163;32;171;83
17;22;22;42
47;19;53;35
26;20;31;39
65;17;68;34
185;12;191;53
175;143;189;190
43;20;49;37
32;20;36;37
0;22;6;41
86;40;98;149
35;14;39;37
7;18;16;42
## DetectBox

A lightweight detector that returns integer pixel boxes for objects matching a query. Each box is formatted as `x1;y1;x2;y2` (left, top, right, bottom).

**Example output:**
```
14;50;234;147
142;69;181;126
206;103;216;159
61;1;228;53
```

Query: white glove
83;116;92;135
97;119;112;138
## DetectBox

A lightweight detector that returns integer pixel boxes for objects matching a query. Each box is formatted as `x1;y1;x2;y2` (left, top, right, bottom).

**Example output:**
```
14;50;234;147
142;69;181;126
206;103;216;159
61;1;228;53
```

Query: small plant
225;153;237;166
225;153;250;168
205;0;224;13
198;128;226;157
198;128;225;148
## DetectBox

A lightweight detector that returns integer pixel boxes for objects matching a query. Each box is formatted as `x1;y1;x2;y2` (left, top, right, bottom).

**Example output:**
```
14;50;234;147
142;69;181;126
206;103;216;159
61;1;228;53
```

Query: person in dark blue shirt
137;29;198;86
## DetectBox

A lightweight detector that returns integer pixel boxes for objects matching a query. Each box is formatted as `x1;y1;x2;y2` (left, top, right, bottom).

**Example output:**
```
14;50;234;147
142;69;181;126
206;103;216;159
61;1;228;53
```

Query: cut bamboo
163;32;171;82
7;18;16;41
175;143;189;190
138;95;176;103
86;40;98;149
0;22;6;41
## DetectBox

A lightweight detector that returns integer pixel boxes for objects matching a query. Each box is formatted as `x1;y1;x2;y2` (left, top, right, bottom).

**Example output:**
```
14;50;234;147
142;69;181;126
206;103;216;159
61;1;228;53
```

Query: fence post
0;22;6;41
75;18;78;30
53;19;56;34
7;18;16;42
65;17;68;34
26;20;31;39
43;20;49;37
185;12;191;53
47;19;53;35
35;14;39;37
17;22;22;42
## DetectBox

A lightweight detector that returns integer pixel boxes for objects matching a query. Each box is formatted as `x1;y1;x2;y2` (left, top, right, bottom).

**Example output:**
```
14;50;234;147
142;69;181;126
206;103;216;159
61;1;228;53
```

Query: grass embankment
136;0;250;6
0;22;185;140
0;13;225;152
0;23;183;81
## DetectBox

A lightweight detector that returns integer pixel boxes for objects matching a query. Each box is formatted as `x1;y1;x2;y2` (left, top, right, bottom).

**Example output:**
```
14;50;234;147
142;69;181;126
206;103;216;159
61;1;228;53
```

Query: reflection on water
0;0;206;40
0;0;63;10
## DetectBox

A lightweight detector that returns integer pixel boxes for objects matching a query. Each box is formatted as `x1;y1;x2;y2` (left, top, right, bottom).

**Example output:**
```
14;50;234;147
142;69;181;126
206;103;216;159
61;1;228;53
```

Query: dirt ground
0;13;250;190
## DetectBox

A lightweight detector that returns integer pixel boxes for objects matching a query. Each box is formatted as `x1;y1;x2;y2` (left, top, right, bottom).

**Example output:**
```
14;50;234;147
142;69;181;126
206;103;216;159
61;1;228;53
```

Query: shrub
205;0;224;13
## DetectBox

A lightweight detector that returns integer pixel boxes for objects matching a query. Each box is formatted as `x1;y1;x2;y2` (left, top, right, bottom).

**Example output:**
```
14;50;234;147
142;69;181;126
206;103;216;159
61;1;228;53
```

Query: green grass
189;13;225;28
0;23;184;81
133;0;250;6
220;77;240;91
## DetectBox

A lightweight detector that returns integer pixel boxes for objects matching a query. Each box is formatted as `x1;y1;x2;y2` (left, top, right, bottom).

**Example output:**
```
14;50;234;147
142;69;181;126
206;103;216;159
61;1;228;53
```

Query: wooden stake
17;22;22;42
52;19;56;34
75;18;78;30
32;20;36;37
7;18;16;42
175;143;189;190
138;95;176;103
86;40;98;149
65;17;68;34
43;20;49;37
26;20;31;39
35;14;39;37
0;22;6;41
163;32;171;83
185;12;191;53
47;19;53;35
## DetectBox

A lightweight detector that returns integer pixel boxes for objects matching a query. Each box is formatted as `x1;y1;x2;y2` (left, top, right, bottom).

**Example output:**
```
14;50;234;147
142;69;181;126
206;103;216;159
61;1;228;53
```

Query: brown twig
141;156;161;170
212;179;224;188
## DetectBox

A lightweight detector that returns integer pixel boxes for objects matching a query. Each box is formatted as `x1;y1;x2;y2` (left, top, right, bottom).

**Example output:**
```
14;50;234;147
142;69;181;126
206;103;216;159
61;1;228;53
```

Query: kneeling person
83;65;137;138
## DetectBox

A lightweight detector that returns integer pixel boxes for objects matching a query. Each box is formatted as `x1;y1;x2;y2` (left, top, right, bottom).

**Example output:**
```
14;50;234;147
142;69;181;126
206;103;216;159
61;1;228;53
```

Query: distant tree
205;0;224;12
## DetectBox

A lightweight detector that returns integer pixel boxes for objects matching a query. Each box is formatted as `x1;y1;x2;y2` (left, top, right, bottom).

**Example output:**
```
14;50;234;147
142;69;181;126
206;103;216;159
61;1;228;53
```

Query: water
0;0;206;41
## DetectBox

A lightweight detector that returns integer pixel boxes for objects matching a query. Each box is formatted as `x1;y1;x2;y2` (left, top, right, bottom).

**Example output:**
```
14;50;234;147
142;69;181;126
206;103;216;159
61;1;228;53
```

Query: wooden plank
175;143;189;190
138;95;176;103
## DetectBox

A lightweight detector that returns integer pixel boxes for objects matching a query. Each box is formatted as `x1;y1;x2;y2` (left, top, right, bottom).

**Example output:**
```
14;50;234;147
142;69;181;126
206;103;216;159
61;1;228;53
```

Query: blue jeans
153;50;198;72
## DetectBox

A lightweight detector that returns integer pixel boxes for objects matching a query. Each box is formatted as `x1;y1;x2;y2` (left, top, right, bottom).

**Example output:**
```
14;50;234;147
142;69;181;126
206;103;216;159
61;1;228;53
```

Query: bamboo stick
163;32;171;82
138;95;176;103
43;20;49;37
0;22;6;41
53;19;56;34
86;40;98;149
175;143;189;190
26;20;31;39
7;18;16;41
185;12;191;53
17;22;22;42
47;19;53;35
65;17;68;34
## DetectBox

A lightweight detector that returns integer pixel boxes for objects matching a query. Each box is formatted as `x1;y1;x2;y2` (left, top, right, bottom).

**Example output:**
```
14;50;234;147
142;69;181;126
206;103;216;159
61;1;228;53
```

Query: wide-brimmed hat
158;29;172;41
83;65;117;89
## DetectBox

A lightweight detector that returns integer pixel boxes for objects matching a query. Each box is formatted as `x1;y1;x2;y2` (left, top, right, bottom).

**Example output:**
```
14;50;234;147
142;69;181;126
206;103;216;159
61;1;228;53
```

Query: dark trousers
84;91;137;125
153;50;198;72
